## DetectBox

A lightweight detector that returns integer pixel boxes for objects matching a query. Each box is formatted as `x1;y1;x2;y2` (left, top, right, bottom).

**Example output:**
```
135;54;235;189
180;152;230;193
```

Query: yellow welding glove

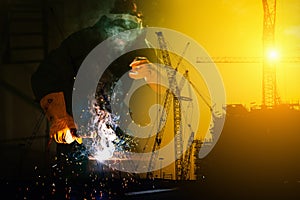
40;92;82;144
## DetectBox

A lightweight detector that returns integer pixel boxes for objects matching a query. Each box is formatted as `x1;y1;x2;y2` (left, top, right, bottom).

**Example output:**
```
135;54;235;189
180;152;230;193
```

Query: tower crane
262;0;278;108
196;56;300;63
147;32;216;180
197;0;300;108
147;31;184;180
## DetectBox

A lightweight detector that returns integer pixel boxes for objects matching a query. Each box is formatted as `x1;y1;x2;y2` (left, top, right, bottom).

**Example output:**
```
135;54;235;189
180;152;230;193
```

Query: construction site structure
146;30;222;181
197;0;300;109
196;56;300;63
193;139;203;180
145;30;214;181
147;31;185;180
262;0;278;108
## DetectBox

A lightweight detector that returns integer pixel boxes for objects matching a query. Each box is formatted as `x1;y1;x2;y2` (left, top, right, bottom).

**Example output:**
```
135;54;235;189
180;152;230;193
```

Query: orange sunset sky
137;0;300;107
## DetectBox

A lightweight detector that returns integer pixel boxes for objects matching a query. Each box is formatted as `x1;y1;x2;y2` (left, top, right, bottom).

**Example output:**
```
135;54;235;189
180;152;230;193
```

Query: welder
31;0;161;176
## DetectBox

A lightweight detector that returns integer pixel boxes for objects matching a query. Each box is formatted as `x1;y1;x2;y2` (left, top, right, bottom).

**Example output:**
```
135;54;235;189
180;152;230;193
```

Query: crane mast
147;31;184;180
262;0;279;108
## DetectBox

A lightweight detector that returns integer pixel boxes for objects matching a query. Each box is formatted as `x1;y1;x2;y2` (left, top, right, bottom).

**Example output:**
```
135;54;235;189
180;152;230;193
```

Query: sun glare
266;49;280;62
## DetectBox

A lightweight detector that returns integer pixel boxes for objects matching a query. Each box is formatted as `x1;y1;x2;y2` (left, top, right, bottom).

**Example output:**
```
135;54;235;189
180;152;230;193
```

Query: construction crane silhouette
146;31;184;180
145;31;217;180
147;1;297;179
146;31;205;181
196;56;300;63
262;0;278;108
197;0;300;108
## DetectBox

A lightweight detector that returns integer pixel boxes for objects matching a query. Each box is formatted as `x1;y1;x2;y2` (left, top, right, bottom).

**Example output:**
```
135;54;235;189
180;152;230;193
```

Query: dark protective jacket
31;15;157;116
30;14;158;167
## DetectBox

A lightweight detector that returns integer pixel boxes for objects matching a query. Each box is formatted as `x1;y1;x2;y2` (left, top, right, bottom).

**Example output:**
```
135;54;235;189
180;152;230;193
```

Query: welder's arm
40;92;82;144
129;57;168;94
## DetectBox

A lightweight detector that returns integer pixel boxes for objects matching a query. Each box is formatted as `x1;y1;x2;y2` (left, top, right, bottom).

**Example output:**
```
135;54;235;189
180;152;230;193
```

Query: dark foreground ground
1;107;300;199
1;174;300;199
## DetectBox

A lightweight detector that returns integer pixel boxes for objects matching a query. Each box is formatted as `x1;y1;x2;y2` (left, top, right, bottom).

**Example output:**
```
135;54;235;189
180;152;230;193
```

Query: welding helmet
107;0;142;31
110;0;140;17
104;0;143;51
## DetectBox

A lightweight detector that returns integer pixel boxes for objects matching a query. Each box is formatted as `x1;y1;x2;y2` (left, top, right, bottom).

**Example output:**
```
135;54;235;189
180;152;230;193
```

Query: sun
266;48;280;62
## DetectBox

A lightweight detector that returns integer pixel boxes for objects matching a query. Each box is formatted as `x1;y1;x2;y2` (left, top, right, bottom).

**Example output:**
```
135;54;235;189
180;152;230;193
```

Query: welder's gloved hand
129;57;167;93
40;92;82;144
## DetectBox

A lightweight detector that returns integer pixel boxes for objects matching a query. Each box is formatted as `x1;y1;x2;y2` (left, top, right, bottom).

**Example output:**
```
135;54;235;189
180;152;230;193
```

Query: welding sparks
83;99;118;162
